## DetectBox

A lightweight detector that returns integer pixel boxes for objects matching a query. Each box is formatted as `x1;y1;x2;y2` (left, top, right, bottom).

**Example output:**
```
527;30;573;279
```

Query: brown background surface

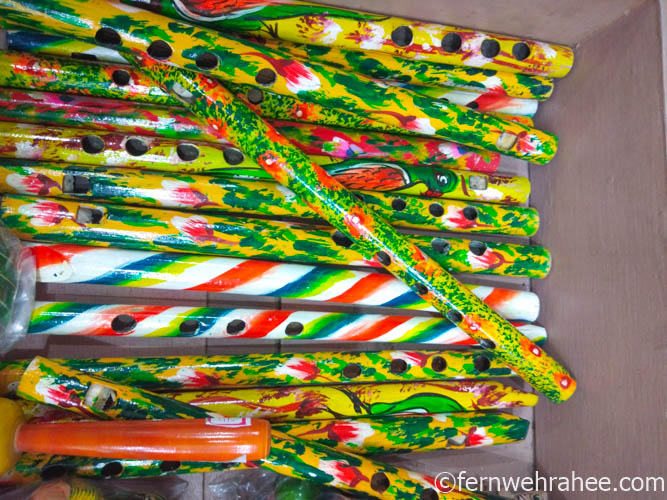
3;1;666;498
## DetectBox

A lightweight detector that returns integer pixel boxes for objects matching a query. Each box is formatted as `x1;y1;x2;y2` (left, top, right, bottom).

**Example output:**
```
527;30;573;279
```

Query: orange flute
0;399;270;474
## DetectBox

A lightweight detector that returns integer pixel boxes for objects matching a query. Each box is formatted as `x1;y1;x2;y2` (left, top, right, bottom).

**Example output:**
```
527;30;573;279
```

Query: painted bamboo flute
0;0;559;162
0;398;271;475
0;122;530;204
26;243;541;320
0;88;501;172
1;400;527;483
116;57;573;402
148;0;574;77
16;357;488;499
0;124;529;204
0;349;517;395
0;3;575;400
0;161;537;235
168;381;538;420
0;195;550;278
26;301;546;345
7;28;555;100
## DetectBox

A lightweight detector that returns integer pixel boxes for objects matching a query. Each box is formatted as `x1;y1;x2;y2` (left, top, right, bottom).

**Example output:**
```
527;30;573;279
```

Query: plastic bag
0;476;187;500
0;224;35;354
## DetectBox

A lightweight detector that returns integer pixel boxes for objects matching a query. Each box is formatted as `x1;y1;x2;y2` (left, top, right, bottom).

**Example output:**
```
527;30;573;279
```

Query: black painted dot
159;460;181;472
177;144;200;161
81;135;104;154
147;40;172;60
371;472;390;492
430;238;451;255
478;338;496;349
468;240;487;256
247;88;264;104
125;137;148;157
420;488;439;500
255;68;277;86
41;465;69;481
100;461;123;477
467;101;480;110
512;42;531;61
462;206;478;221
481;38;501;58
111;69;131;86
111;314;136;333
375;251;391;266
441;33;462;53
446;310;463;323
474;355;491;372
226;319;246;335
391;198;406;211
195;52;218;70
431;356;447;372
285;321;303;336
332;230;353;248
179;319;200;335
342;363;362;379
429;203;444;217
71;52;98;62
390;358;408;374
95;27;121;47
391;26;413;47
223;147;245;165
415;283;428;295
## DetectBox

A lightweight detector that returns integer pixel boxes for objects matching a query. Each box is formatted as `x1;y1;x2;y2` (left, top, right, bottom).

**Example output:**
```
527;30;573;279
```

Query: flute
0;161;537;236
26;301;546;345
26;242;541;320
0;195;551;278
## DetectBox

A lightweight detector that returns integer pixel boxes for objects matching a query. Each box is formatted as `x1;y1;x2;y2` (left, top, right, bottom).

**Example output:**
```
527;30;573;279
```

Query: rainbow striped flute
16;357;488;499
149;0;573;77
1;195;551;278
0;349;517;394
0;122;530;204
0;160;537;236
6;28;554;100
0;0;558;162
27;301;546;346
27;242;540;320
0;87;501;172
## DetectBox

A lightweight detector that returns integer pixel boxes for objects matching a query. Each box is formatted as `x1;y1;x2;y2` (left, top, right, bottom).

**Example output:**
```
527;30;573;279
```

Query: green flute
16;357;487;499
0;194;551;278
0;349;515;394
0;160;538;236
0;87;501;172
0;0;558;162
0;122;530;204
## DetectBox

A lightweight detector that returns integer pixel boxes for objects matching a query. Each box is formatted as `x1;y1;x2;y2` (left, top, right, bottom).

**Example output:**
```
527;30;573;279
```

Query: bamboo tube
15;357;490;499
0;195;550;278
0;123;530;204
0;0;559;162
0;349;517;394
26;301;546;345
0;161;536;235
0;88;501;172
26;242;541;320
0;399;270;475
143;0;574;77
6;28;555;100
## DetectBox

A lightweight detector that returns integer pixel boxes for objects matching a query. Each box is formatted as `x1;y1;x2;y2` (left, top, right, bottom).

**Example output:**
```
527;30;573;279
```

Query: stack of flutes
0;0;576;498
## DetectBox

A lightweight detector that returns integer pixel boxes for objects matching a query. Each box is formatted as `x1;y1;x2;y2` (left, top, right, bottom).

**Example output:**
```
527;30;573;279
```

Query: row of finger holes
388;25;532;61
82;134;245;165
41;460;181;481
391;198;478;220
